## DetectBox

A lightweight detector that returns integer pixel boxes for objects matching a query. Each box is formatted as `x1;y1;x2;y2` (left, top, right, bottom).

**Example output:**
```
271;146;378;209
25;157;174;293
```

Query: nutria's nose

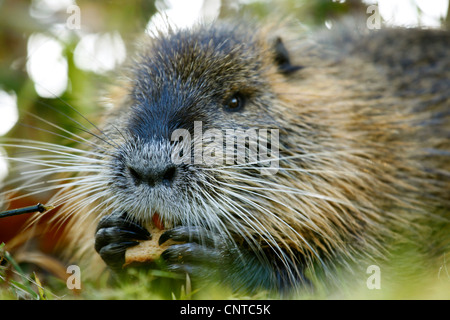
127;164;177;188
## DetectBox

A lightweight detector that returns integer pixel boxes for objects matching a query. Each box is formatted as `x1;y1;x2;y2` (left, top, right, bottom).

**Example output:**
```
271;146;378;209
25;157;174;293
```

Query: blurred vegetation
0;0;156;148
0;0;449;300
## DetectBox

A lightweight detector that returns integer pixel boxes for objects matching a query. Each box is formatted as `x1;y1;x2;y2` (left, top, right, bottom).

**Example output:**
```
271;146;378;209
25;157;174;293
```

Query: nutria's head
99;24;302;231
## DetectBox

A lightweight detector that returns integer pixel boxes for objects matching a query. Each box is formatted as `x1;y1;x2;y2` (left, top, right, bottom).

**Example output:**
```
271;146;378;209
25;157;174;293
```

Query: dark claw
158;229;173;246
161;243;222;280
97;241;139;270
159;226;217;247
96;212;150;238
94;227;150;253
165;263;193;274
159;226;228;281
161;243;221;264
94;211;150;271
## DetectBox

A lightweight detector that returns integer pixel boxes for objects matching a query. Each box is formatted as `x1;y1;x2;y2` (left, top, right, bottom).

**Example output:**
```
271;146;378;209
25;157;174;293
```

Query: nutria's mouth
152;212;165;230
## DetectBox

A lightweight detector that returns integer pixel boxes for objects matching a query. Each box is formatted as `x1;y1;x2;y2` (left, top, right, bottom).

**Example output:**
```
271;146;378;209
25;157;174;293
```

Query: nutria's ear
273;37;303;75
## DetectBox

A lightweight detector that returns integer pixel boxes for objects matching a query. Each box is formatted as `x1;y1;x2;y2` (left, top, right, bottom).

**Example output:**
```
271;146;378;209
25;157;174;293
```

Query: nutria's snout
113;139;183;191
125;144;179;189
127;164;178;188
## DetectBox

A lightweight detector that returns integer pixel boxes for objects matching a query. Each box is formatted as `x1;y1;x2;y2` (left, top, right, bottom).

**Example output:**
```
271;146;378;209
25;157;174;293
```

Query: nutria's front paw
94;211;151;271
159;226;236;281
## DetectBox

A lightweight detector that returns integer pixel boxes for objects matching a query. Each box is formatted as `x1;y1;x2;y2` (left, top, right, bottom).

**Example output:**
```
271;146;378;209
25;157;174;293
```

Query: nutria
2;19;449;296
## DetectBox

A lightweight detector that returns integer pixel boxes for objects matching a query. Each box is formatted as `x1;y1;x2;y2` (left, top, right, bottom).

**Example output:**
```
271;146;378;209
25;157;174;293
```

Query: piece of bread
124;214;175;266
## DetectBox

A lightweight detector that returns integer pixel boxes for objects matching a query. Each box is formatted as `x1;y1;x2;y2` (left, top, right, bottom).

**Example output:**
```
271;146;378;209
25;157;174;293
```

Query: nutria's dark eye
224;93;245;112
